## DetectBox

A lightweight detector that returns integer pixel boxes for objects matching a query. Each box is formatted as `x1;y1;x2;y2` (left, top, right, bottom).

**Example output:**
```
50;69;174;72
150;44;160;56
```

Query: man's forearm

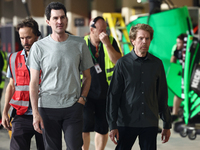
29;82;39;115
81;74;91;97
106;44;122;64
3;84;15;115
99;33;121;64
29;68;40;115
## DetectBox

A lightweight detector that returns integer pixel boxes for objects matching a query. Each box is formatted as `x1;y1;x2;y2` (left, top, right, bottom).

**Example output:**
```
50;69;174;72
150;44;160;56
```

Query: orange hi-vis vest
9;50;39;115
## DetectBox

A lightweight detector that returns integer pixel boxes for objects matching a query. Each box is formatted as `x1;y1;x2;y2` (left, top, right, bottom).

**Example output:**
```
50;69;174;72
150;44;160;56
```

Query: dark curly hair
16;17;41;36
45;2;67;20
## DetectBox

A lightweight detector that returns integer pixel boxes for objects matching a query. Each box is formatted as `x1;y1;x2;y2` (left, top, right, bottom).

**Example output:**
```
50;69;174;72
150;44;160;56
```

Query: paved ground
1;79;200;150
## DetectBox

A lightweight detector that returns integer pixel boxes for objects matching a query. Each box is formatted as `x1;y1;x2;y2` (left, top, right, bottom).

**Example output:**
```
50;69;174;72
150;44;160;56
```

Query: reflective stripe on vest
84;35;115;85
10;98;29;107
9;51;30;115
14;85;29;91
10;52;18;85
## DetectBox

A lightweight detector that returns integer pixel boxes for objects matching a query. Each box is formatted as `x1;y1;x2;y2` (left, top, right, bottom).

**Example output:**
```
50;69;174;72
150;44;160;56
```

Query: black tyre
180;129;187;137
188;132;196;140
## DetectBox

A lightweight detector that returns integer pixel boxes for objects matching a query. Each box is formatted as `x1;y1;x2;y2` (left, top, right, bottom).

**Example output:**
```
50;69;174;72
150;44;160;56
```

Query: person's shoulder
9;50;22;59
36;36;49;44
148;53;160;60
31;36;50;50
69;34;85;44
13;50;23;55
117;52;132;64
121;52;132;60
148;53;163;64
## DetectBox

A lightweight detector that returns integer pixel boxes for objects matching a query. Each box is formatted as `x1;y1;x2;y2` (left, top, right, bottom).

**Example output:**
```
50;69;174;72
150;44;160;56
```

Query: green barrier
183;35;193;124
167;63;182;98
183;36;200;124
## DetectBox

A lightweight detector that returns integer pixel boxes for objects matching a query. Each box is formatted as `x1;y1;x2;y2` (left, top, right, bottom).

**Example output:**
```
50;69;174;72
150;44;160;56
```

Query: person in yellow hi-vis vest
82;16;122;150
0;50;7;129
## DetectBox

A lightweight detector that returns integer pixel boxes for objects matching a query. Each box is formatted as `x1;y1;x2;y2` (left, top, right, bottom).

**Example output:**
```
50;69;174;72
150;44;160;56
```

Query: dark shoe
172;115;178;122
158;127;162;133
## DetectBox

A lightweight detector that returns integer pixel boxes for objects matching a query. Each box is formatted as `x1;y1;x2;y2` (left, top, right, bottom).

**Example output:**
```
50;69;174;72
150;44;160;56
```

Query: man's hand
2;113;12;131
77;97;86;105
33;112;44;134
98;32;122;64
161;129;171;143
99;32;110;46
109;129;119;145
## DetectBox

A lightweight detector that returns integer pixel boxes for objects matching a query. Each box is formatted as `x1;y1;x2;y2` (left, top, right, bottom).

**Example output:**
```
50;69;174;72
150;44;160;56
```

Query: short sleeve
6;65;12;78
112;38;121;53
79;42;94;71
171;44;176;56
26;43;41;71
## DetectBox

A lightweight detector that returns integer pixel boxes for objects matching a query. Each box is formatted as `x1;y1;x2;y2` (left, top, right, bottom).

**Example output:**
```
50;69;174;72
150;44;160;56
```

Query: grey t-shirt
27;34;93;108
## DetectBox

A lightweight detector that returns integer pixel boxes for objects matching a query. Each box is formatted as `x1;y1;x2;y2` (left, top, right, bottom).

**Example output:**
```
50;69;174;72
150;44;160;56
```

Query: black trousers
116;126;158;150
10;115;44;150
39;102;84;150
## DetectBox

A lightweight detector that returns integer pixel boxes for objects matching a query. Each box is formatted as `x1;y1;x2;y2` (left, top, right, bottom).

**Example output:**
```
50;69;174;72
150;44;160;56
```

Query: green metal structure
183;35;200;125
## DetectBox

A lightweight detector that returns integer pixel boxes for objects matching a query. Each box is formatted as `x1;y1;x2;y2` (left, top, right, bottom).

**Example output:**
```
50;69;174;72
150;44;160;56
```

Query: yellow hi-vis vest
84;35;115;85
0;51;8;89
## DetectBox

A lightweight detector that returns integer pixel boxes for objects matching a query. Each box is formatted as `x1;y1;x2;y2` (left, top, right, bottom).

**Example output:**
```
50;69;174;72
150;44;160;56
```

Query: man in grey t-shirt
27;2;93;150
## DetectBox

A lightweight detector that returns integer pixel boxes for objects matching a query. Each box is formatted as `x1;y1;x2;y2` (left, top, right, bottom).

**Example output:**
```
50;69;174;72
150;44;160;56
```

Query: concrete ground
1;79;200;150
